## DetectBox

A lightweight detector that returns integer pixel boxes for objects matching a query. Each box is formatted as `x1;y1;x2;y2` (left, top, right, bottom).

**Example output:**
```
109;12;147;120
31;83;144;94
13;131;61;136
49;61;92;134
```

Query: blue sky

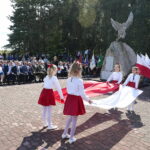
0;0;13;50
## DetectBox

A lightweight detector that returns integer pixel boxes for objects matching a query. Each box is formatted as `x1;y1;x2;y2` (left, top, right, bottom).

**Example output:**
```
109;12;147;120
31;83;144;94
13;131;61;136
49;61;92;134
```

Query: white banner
85;85;143;109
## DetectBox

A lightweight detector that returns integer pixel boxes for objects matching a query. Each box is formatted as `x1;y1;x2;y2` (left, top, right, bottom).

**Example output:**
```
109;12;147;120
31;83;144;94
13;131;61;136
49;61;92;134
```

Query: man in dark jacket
20;62;28;83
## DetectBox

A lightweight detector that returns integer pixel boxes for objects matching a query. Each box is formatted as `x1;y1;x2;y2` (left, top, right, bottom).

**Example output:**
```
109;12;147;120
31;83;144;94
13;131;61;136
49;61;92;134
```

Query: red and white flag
136;54;150;78
145;53;150;66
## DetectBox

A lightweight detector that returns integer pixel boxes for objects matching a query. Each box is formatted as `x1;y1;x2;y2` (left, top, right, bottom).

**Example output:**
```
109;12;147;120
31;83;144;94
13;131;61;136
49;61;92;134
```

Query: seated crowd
0;51;103;86
0;59;48;85
0;60;100;86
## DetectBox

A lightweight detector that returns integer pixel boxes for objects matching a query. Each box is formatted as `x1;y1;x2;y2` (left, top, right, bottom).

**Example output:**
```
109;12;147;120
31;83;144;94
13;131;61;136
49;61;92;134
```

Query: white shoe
61;134;70;139
69;137;76;144
47;125;58;130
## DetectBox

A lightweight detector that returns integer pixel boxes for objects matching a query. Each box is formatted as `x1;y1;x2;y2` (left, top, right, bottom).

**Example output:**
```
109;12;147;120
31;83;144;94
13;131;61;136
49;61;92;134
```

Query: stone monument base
100;41;136;80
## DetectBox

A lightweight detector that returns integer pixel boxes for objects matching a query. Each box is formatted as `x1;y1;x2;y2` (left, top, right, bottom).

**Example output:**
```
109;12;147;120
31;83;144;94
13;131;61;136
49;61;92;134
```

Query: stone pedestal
100;41;136;80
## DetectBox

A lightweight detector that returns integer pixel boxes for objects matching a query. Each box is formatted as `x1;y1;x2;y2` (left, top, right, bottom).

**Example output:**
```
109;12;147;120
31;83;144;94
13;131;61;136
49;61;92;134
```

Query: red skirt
110;80;119;91
63;94;86;116
127;82;135;88
38;89;56;106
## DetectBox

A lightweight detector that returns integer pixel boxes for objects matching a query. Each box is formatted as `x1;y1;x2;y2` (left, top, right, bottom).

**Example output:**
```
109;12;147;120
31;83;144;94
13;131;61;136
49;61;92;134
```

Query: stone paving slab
0;80;150;150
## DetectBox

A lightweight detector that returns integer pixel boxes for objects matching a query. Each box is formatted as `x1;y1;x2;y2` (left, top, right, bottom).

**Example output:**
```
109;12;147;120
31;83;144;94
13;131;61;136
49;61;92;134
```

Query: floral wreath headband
48;64;54;68
74;60;81;65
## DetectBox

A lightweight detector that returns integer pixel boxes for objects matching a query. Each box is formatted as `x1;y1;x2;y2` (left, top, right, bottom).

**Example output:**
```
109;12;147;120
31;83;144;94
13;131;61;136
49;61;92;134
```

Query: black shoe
134;101;138;104
114;108;118;111
127;110;131;114
131;111;135;115
108;108;114;113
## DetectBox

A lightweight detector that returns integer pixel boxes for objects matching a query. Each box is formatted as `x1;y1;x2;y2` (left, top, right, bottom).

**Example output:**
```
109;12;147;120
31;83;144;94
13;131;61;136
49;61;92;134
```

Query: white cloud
0;0;13;50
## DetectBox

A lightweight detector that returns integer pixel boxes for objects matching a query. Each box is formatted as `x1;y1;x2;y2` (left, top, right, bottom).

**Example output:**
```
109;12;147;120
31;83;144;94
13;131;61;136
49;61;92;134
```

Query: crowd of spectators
0;57;48;85
1;52;150;87
0;53;101;86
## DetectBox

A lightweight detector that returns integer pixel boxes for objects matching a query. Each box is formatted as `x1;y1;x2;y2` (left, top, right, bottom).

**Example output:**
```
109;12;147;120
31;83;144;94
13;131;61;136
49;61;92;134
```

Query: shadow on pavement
126;111;144;128
17;112;143;150
138;86;150;102
57;119;133;150
76;112;122;135
17;127;63;150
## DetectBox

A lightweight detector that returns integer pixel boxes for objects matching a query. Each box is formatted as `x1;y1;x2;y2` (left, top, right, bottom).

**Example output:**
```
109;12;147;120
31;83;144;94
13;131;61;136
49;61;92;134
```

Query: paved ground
0;79;150;150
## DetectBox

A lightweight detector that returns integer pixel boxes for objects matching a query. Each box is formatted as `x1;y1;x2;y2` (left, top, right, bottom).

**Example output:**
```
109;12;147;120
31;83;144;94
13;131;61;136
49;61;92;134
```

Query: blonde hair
68;61;82;77
114;64;121;72
47;64;57;77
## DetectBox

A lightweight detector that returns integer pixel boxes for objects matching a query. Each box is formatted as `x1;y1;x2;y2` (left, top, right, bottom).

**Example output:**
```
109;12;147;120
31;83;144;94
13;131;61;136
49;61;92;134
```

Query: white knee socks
70;116;78;139
42;106;52;126
63;116;72;135
127;102;134;111
63;116;78;139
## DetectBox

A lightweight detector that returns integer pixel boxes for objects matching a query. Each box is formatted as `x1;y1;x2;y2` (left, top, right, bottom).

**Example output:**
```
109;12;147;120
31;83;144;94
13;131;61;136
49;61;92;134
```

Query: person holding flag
97;55;104;68
123;66;140;113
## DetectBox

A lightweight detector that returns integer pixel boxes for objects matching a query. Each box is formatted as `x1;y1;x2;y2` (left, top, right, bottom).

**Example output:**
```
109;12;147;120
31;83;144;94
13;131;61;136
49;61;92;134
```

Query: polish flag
136;54;150;78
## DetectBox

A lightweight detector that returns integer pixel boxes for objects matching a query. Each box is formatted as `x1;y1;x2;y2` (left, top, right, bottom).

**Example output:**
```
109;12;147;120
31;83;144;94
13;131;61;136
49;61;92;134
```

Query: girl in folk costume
38;64;64;129
107;64;123;94
62;62;92;144
123;66;140;113
107;64;123;85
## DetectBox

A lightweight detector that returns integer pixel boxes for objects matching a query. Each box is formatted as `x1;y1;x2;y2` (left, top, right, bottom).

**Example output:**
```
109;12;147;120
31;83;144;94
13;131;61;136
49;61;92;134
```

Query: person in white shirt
107;64;123;84
0;63;4;84
38;64;64;129
106;64;123;111
123;66;140;113
57;61;64;76
62;61;92;144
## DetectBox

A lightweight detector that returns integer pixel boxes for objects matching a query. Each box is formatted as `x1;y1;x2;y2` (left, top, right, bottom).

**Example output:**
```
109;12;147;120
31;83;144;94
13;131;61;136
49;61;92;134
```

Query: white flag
90;54;96;70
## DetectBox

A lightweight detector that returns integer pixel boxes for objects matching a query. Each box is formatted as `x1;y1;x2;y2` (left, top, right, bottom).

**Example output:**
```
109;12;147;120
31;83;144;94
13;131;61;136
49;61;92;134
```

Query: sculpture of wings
123;12;134;29
111;18;122;31
111;12;134;41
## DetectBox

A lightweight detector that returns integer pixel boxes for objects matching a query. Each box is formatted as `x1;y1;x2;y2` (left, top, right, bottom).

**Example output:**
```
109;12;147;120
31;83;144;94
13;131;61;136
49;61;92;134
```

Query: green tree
7;0;150;57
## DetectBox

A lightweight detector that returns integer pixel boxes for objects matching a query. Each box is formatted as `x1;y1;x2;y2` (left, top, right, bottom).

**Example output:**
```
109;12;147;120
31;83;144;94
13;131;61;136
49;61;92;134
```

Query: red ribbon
48;64;53;68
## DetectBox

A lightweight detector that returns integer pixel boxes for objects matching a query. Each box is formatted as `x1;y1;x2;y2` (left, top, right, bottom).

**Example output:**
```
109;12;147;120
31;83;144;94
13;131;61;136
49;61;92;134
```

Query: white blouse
107;72;123;84
57;65;64;73
66;77;90;102
123;73;140;89
43;76;64;99
0;66;3;73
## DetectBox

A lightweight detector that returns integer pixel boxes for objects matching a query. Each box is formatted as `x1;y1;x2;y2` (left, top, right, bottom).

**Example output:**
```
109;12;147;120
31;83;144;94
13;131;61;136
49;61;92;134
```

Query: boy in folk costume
38;64;64;129
123;66;140;113
62;62;92;144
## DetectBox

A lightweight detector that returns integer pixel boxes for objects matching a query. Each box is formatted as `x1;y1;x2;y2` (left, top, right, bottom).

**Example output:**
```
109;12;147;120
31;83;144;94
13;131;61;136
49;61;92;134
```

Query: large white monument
100;12;137;80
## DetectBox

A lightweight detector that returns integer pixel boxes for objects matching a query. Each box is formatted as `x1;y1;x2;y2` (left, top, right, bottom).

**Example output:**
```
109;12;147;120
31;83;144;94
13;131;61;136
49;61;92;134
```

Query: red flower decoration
48;64;53;68
75;60;81;65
